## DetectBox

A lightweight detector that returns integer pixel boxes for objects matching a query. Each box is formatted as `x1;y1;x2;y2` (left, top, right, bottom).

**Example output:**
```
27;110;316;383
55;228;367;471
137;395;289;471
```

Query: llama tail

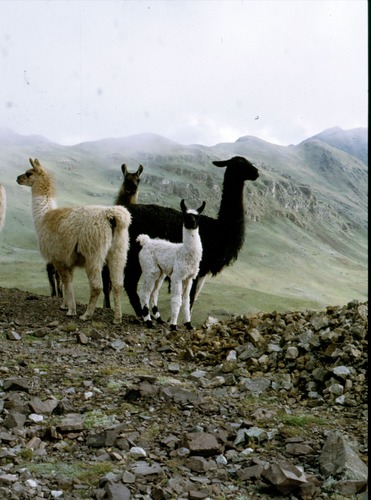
106;206;131;267
136;234;151;247
106;206;131;233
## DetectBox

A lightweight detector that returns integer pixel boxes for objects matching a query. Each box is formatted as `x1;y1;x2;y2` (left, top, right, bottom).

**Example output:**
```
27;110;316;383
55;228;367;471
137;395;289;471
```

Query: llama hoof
145;320;154;329
79;314;90;321
170;324;178;331
156;317;165;325
184;322;194;330
112;317;122;325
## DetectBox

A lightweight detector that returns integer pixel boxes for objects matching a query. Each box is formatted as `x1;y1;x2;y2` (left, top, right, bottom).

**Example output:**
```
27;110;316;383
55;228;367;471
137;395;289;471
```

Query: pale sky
0;0;368;146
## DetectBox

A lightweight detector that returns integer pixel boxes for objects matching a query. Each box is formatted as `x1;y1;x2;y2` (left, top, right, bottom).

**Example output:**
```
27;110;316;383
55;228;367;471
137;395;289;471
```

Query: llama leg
106;257;124;324
102;264;112;309
169;277;183;331
190;274;206;308
138;272;158;328
80;261;102;321
181;278;194;330
124;250;143;317
57;266;76;316
46;263;57;297
151;274;166;324
56;271;63;298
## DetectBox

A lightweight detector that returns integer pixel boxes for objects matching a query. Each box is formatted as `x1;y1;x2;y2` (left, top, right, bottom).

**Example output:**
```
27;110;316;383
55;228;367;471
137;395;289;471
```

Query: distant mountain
0;126;367;316
0;127;54;148
300;126;368;165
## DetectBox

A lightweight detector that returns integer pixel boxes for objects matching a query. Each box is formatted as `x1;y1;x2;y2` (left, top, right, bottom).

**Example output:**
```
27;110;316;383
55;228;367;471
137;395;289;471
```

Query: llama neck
116;191;138;206
182;226;201;250
32;192;57;232
217;175;245;223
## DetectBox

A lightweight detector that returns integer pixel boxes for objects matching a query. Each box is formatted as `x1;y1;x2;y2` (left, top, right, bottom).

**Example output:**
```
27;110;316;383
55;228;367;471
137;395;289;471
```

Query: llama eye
26;172;32;177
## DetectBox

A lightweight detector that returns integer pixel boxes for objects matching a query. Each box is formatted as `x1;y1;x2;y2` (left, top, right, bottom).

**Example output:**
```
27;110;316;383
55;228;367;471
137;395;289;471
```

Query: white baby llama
16;158;131;323
136;199;206;330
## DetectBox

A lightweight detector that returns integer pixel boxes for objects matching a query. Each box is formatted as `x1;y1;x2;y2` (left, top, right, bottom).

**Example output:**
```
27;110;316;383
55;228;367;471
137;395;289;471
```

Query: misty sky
0;0;368;146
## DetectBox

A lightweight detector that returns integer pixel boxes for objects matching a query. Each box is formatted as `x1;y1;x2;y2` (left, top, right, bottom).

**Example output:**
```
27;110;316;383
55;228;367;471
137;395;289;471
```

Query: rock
262;459;308;494
285;442;315;455
104;481;131;500
319;431;368;482
29;396;59;415
2;411;26;429
3;378;30;392
285;346;299;359
239;376;271;393
6;330;22;341
181;432;220;457
56;413;84;432
129;446;147;459
187;456;210;472
130;461;165;477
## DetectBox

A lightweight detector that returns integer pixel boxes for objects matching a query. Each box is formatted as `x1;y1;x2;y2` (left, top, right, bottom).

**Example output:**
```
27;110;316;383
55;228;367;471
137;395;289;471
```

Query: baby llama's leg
80;259;103;321
181;277;194;330
56;265;76;316
150;273;166;324
138;269;160;328
169;276;183;331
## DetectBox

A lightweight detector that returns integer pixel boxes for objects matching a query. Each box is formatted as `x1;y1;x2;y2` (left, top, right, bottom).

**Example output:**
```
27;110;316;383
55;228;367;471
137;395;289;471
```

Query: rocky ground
0;287;368;499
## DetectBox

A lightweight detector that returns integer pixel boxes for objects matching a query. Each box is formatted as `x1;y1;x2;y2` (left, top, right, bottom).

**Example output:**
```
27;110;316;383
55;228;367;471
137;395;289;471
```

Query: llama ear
198;201;206;214
180;199;187;213
212;158;230;167
121;164;127;176
137;165;144;176
29;158;41;170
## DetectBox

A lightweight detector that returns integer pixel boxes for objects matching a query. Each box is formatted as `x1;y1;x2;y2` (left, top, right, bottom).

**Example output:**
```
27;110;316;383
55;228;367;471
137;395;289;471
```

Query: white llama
0;184;6;231
136;199;205;330
16;158;131;323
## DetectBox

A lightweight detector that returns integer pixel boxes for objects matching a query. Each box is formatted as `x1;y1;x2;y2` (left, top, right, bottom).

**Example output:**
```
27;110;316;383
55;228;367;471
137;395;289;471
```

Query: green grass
280;413;328;427
25;461;115;485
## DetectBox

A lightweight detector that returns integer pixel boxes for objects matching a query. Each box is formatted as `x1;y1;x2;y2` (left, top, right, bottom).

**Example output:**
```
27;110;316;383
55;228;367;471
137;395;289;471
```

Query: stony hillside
0;288;368;499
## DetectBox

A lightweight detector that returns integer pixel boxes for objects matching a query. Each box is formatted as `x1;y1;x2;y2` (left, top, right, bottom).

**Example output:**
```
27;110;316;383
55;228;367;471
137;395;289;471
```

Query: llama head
180;199;206;230
121;163;144;196
212;156;259;181
16;158;56;196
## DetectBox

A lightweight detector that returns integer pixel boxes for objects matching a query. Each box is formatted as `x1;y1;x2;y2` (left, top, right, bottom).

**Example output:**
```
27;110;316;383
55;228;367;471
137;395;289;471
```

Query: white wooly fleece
38;205;130;267
0;184;6;231
136;223;203;328
37;204;131;324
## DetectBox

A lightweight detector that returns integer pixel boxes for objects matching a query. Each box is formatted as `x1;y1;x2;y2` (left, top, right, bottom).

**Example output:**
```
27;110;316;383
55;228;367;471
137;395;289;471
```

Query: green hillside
0;127;367;325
